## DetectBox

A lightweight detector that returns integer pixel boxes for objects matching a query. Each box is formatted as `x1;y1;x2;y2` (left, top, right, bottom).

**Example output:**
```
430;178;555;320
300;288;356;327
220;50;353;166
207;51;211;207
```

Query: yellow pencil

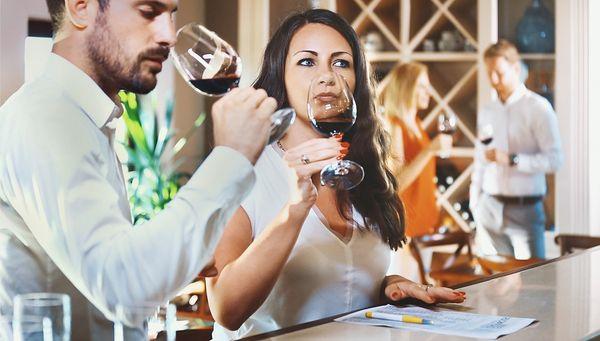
365;311;434;325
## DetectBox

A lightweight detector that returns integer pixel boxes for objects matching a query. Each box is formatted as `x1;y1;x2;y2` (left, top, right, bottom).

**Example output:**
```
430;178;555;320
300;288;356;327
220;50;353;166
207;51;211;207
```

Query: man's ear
64;0;96;29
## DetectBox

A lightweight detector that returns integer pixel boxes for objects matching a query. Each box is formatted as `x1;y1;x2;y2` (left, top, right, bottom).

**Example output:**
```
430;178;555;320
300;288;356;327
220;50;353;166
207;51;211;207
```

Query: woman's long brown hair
254;9;406;250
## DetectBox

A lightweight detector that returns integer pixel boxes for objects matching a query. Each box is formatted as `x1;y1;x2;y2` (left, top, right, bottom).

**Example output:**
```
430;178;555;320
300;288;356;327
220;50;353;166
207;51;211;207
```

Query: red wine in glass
307;72;363;190
480;137;493;145
313;118;354;136
190;76;240;96
171;23;295;143
479;124;494;146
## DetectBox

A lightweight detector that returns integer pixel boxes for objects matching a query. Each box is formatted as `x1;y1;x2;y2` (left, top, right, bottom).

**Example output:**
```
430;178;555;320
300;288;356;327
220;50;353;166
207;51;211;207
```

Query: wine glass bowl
171;22;296;144
113;303;177;341
307;72;364;190
437;112;457;135
308;73;356;136
437;112;457;159
13;293;70;341
171;23;241;97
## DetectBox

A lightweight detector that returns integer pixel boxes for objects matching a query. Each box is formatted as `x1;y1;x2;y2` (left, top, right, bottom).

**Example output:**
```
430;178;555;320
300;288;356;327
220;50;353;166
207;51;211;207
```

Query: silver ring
301;154;310;165
425;284;433;292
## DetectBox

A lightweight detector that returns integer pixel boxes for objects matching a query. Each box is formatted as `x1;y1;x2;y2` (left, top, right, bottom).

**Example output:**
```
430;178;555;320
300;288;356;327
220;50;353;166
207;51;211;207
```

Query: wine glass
307;72;364;190
478;123;494;146
171;22;295;144
10;315;53;341
113;302;177;341
13;293;70;341
437;112;457;158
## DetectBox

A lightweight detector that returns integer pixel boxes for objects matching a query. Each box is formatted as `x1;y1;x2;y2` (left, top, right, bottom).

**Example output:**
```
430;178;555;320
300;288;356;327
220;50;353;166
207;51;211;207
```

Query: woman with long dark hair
206;9;465;340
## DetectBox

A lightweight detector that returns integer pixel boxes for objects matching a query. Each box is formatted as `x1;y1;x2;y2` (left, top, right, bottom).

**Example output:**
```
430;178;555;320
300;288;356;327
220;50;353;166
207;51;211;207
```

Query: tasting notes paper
335;304;536;339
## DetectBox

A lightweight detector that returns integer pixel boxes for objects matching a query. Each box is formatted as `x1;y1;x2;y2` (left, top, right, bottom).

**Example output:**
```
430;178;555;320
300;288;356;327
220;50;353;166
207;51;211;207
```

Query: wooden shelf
334;0;483;232
365;51;477;62
412;52;477;62
521;53;555;61
434;147;474;158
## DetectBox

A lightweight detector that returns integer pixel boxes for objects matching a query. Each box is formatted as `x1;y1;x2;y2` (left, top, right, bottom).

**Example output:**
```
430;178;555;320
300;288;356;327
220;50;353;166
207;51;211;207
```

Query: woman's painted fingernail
341;142;350;148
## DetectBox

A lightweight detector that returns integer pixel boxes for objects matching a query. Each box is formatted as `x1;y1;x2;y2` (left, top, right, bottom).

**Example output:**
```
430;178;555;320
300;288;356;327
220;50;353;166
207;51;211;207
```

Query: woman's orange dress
391;116;440;237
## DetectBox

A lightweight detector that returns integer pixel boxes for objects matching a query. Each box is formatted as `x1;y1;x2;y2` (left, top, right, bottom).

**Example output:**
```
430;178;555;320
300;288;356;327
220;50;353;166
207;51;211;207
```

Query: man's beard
86;13;169;94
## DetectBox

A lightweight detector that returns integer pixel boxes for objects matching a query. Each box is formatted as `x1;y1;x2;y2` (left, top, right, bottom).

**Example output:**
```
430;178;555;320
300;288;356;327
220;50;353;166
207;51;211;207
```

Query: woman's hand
383;275;466;304
282;137;346;209
428;134;453;156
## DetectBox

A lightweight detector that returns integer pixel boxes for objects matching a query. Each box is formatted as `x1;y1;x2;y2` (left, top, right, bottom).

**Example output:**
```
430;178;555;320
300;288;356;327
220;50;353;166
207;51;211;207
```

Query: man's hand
428;134;453;156
211;87;277;164
484;148;510;165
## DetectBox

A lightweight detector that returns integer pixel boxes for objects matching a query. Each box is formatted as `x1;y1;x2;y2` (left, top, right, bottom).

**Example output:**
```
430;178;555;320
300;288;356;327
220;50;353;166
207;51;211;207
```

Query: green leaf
120;92;206;223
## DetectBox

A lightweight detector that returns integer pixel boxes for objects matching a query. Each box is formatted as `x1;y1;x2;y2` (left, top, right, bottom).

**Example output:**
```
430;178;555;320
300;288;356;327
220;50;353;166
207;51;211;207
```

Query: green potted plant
118;91;205;223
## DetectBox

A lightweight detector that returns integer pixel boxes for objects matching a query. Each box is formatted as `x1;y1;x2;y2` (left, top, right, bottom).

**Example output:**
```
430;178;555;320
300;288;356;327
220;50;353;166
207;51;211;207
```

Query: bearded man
0;0;276;338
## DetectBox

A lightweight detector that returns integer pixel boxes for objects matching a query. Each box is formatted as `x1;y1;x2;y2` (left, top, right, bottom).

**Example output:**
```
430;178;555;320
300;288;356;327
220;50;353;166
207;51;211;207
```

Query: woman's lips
315;92;338;102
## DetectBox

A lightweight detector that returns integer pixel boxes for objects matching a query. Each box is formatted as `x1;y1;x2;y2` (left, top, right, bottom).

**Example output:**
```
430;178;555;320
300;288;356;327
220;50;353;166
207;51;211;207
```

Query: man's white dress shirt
0;53;255;331
470;84;563;207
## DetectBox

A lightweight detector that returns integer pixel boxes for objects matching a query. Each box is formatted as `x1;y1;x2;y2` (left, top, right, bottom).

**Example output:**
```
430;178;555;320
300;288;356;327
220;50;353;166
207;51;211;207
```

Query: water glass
13;293;70;341
3;312;53;341
113;303;177;341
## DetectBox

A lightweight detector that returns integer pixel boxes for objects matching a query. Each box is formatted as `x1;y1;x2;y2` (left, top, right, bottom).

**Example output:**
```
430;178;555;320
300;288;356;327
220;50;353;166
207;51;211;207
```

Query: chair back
477;254;542;275
409;230;482;286
554;234;600;256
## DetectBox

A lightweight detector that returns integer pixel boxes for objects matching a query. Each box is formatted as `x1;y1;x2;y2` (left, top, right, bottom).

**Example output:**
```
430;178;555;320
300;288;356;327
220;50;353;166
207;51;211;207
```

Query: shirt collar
43;53;122;129
502;83;527;107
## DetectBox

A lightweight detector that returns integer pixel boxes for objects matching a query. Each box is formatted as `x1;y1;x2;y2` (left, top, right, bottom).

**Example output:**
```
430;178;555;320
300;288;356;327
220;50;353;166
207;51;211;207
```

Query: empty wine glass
478;123;494;146
437;112;457;158
113;302;177;341
307;72;364;190
13;293;70;341
171;22;295;143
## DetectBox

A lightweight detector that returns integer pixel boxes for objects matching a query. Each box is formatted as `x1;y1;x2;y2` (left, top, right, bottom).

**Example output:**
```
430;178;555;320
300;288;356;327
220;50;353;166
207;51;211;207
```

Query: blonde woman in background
380;62;452;279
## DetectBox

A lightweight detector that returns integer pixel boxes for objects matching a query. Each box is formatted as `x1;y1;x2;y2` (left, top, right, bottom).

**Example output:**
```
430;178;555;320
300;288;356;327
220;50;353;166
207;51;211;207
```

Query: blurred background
1;0;599;325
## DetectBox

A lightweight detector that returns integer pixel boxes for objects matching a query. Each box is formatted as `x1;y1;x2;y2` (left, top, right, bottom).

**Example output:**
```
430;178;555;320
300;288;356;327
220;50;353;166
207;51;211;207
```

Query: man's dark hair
46;0;110;33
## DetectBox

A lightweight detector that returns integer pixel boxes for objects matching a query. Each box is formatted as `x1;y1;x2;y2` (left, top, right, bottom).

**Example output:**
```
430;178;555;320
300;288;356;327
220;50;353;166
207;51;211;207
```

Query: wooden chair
477;254;542;275
554;234;600;256
409;230;486;286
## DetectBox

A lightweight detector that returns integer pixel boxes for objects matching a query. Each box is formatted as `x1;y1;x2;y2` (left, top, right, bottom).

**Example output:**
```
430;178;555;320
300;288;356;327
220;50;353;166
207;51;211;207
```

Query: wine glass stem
329;132;348;174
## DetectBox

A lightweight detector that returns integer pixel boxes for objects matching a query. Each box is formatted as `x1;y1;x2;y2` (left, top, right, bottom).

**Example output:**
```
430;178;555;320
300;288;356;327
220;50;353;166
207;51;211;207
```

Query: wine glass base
320;160;364;190
268;108;296;144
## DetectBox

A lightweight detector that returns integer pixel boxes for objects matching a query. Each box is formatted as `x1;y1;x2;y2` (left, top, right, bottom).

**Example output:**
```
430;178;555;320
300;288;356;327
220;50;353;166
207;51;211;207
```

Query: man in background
470;40;563;260
0;0;275;338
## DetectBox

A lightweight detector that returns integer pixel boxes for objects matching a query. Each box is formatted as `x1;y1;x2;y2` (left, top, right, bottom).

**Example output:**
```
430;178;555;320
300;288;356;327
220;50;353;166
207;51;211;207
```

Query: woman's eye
333;59;350;68
298;58;315;67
